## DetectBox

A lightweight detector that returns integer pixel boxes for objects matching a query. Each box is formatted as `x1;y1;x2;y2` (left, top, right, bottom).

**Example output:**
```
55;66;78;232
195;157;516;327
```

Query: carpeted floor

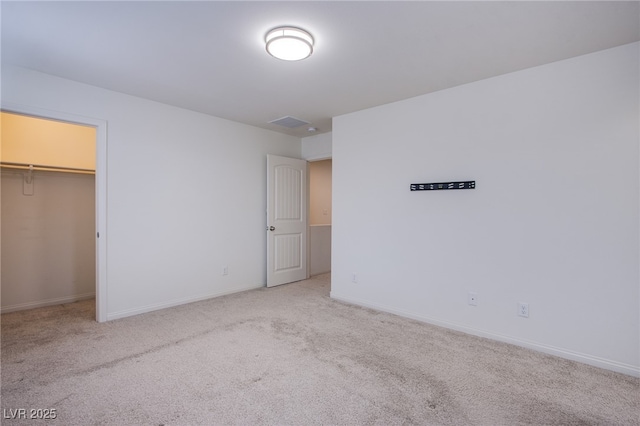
1;274;638;425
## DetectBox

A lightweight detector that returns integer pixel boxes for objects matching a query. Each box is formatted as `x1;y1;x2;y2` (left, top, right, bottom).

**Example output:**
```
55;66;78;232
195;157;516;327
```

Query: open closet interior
1;112;96;313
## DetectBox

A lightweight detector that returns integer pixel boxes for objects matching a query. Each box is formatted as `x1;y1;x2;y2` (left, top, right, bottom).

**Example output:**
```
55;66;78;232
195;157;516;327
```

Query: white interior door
267;155;308;287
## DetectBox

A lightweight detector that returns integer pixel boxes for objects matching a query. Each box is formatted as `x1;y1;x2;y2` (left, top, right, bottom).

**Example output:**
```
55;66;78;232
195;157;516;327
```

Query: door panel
267;155;307;287
274;233;302;271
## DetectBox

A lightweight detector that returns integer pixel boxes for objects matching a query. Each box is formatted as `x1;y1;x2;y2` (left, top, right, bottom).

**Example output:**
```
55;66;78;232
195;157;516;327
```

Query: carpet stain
516;398;601;426
73;325;240;377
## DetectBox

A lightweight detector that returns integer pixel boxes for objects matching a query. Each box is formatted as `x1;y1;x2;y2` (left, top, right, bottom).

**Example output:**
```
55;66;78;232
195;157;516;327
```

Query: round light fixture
265;27;314;61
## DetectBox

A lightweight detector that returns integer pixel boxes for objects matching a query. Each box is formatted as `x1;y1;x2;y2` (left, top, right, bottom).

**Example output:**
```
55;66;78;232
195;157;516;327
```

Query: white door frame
2;102;108;322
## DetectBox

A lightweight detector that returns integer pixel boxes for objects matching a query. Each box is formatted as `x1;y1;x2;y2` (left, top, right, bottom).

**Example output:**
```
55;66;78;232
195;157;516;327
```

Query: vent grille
269;116;310;128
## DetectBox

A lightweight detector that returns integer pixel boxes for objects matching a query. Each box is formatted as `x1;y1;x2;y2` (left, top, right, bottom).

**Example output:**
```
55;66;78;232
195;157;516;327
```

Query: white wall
1;170;95;311
1;66;300;320
309;225;331;276
302;132;332;161
331;43;639;376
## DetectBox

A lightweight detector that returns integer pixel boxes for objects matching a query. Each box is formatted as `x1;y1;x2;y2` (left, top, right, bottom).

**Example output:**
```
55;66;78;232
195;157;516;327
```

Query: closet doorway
309;159;332;276
1;107;107;321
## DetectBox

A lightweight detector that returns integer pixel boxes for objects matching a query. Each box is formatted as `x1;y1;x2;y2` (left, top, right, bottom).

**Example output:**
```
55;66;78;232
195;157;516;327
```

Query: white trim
304;154;332;162
1;102;108;322
107;284;263;321
330;291;640;378
1;293;96;314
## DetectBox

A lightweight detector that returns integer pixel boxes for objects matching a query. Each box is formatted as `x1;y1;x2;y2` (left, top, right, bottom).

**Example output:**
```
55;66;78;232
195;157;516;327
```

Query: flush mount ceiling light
265;27;314;61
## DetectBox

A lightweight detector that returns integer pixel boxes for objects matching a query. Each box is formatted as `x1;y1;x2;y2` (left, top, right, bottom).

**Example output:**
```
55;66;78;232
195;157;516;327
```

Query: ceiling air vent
269;116;310;128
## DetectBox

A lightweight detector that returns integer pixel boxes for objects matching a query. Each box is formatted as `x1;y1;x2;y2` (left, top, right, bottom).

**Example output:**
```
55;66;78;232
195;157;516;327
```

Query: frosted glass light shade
265;27;314;61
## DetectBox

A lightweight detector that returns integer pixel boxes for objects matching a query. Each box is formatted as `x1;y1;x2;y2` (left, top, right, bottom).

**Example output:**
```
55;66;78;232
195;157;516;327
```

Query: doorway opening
0;106;107;322
308;159;332;276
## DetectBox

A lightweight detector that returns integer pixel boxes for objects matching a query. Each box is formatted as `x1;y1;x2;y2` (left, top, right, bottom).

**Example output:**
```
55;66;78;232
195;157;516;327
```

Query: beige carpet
1;274;638;425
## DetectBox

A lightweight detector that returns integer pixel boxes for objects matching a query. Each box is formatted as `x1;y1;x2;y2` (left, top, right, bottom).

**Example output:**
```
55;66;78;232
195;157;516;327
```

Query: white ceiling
2;1;639;138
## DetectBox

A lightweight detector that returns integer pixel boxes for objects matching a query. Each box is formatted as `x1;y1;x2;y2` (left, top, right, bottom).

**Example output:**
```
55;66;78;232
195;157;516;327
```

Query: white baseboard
107;283;264;321
1;292;96;314
330;291;640;378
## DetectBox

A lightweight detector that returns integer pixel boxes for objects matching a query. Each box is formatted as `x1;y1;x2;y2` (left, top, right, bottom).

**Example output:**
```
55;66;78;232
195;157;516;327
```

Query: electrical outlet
518;302;529;318
223;265;229;276
351;273;358;284
468;292;478;306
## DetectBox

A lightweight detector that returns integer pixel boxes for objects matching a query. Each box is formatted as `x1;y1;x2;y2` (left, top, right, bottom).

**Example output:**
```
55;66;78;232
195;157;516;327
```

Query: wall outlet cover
518;302;529;318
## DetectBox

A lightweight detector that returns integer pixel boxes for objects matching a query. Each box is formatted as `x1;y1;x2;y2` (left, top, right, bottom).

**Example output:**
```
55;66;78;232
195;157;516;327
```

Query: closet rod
0;161;95;174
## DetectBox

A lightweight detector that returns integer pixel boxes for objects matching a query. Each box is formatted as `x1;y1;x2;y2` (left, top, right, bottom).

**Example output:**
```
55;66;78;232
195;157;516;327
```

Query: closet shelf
0;161;95;175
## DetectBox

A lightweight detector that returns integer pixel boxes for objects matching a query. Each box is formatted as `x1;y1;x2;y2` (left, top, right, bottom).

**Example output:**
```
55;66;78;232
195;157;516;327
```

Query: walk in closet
1;112;96;313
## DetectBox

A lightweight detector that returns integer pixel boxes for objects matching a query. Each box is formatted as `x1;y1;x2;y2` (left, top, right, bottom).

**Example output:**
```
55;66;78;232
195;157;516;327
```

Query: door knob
268;226;276;231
